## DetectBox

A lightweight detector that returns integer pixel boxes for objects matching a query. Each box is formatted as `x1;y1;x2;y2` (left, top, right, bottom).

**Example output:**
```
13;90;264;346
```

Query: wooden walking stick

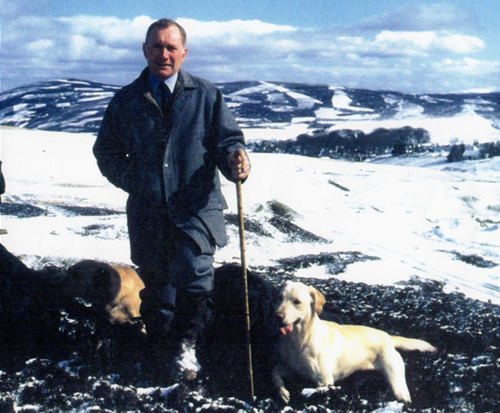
235;150;255;400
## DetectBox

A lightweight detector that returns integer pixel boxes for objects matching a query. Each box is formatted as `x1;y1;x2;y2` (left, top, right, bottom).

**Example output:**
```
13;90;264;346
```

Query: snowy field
1;126;499;305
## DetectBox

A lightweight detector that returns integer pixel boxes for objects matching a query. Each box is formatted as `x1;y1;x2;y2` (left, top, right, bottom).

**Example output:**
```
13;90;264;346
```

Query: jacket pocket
126;170;165;205
197;209;228;248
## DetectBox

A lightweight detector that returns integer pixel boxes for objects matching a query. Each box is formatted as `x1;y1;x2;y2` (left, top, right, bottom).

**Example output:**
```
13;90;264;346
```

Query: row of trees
250;126;500;163
250;126;431;160
447;141;500;162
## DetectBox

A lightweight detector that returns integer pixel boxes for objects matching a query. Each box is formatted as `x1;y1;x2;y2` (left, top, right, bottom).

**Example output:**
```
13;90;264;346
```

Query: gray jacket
93;68;246;251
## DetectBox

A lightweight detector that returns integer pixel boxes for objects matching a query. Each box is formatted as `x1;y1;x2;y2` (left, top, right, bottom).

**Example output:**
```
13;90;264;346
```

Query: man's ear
142;42;148;59
309;286;325;315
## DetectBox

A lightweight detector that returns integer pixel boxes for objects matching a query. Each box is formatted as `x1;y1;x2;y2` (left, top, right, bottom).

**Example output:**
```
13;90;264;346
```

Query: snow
246;86;500;146
242;123;312;142
325;102;500;145
331;87;375;113
136;384;179;398
1;126;499;305
370;401;405;413
177;342;201;377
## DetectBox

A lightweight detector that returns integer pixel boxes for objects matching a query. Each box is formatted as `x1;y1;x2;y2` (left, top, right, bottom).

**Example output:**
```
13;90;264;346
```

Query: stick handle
236;180;255;400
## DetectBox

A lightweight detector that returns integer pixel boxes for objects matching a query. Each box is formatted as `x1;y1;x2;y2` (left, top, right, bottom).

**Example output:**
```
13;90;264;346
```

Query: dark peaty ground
0;248;499;412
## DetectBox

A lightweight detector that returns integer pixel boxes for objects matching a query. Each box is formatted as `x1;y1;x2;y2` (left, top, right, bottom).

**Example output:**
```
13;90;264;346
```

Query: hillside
1;79;499;149
1;78;499;411
1;128;499;412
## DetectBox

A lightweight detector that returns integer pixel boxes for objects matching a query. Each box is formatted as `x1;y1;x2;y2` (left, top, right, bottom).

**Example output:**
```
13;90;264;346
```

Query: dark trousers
126;196;215;314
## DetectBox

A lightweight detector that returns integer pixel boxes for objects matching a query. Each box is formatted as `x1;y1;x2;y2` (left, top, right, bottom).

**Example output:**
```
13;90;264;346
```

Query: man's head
143;18;188;81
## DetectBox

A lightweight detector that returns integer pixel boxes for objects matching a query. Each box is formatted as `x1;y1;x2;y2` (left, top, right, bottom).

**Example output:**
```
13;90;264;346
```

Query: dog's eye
294;299;301;305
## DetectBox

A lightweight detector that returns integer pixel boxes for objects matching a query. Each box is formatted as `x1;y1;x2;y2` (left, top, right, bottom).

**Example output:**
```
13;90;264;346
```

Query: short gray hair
144;18;187;46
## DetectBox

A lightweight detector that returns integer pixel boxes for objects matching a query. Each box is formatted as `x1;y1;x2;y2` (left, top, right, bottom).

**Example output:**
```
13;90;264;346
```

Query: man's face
143;25;187;80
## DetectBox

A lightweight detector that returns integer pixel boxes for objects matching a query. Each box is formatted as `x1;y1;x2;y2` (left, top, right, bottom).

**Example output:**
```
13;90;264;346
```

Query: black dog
202;263;278;398
0;243;65;361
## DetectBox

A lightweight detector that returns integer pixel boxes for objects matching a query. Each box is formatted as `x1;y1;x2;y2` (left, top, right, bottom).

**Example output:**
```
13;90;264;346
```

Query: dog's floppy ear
309;286;325;315
92;264;121;304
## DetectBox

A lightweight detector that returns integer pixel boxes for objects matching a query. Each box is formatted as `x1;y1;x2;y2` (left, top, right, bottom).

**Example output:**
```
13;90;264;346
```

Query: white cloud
64;34;129;61
27;39;55;53
4;15;143;65
177;18;296;39
373;30;484;56
435;33;484;54
0;12;496;94
57;15;152;46
436;57;500;75
375;31;435;55
360;3;474;31
1;0;52;19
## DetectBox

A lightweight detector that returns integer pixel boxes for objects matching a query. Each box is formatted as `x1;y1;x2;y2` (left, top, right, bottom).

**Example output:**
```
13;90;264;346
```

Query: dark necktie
159;82;171;114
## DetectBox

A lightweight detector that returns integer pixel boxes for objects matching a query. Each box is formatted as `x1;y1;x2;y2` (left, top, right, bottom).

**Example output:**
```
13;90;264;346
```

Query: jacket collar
177;69;196;89
136;67;197;93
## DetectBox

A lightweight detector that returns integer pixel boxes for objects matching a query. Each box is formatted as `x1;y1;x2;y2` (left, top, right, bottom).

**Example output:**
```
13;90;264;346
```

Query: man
0;160;5;201
93;18;250;381
0;161;6;234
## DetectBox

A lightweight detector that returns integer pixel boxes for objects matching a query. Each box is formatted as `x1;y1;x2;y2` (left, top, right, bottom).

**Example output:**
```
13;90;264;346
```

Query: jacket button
164;163;169;168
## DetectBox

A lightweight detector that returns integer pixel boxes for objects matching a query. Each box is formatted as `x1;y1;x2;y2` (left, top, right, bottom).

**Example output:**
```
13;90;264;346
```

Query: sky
1;0;500;93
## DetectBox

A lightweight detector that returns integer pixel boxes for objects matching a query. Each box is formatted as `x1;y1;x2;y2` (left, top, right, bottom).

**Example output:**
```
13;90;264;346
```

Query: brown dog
272;281;436;404
63;260;144;326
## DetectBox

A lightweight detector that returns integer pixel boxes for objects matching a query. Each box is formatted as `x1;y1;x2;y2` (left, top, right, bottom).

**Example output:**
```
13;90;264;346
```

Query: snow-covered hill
1;79;500;147
1;127;498;305
1;80;499;411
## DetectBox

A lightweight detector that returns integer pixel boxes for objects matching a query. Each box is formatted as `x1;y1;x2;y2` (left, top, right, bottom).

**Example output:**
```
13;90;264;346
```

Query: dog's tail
391;336;437;353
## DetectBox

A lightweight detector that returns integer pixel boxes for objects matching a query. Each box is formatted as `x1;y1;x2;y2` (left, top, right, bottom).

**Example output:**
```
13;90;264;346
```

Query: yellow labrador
272;281;436;404
64;260;145;326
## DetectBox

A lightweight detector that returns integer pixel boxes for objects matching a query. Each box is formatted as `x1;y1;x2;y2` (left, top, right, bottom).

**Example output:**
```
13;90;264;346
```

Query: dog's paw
279;387;290;404
301;385;338;399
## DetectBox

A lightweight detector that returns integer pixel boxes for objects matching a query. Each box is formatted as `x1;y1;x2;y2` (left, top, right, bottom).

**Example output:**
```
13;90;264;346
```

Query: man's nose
159;47;170;59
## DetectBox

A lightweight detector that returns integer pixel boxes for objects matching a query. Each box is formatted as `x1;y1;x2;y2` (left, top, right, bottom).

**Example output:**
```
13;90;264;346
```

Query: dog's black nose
275;311;284;322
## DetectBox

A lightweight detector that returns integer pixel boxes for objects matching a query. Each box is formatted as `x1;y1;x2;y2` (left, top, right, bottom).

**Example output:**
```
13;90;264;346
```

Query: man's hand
227;148;250;181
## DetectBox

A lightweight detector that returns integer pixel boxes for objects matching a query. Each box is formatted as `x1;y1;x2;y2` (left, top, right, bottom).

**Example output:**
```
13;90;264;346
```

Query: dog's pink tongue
280;324;294;335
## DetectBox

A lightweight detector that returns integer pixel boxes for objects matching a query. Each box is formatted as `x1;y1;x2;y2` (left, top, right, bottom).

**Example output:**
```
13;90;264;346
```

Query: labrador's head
274;281;325;336
62;260;120;306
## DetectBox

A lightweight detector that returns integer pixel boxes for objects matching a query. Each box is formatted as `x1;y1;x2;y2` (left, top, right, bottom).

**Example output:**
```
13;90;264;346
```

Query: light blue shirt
148;72;178;105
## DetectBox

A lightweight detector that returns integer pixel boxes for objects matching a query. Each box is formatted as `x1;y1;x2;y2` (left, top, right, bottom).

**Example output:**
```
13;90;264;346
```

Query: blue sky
1;0;499;93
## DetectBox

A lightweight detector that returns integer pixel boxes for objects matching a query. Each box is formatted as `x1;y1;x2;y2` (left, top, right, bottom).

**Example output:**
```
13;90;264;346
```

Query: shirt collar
148;71;178;94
